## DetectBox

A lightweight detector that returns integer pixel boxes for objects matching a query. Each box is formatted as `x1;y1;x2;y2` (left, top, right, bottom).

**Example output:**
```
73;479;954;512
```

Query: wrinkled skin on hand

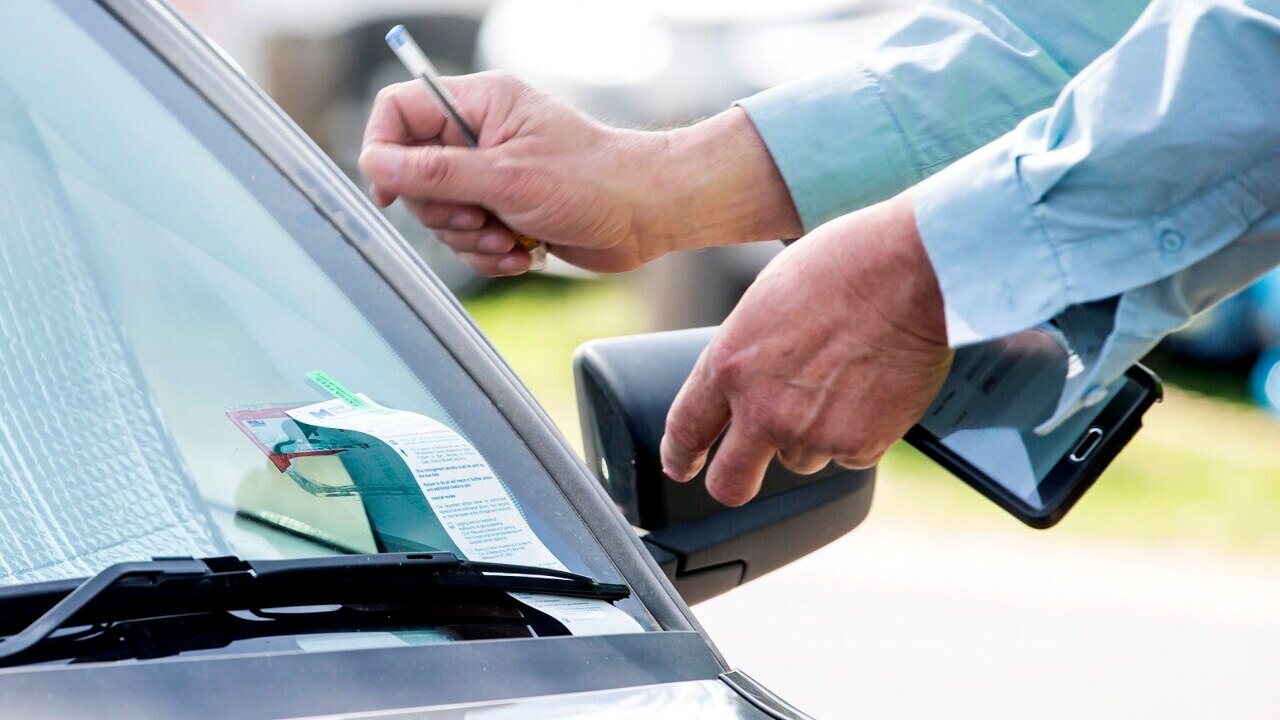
360;72;659;275
360;72;799;276
361;73;951;507
360;73;798;274
660;191;954;506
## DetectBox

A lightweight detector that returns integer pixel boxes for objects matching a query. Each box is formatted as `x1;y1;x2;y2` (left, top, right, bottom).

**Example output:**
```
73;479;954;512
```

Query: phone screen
916;326;1128;511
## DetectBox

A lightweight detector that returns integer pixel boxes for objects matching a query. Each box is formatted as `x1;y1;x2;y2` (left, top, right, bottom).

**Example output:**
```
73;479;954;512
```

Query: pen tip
386;24;407;47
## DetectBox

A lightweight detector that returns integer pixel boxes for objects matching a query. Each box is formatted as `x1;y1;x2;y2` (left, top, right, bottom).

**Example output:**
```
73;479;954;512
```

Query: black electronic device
906;326;1162;528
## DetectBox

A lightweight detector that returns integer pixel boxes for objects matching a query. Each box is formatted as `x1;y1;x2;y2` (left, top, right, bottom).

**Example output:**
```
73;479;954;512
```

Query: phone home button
1070;427;1105;462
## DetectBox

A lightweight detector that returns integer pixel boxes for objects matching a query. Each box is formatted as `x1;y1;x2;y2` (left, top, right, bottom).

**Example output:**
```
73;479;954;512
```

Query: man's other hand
361;73;800;275
660;191;953;506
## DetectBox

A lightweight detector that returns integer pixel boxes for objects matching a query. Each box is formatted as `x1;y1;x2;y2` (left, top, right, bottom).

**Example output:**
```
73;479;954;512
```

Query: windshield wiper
0;553;628;666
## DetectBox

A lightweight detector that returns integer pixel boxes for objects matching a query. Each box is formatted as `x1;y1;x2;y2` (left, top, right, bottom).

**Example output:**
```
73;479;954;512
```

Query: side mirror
574;327;874;604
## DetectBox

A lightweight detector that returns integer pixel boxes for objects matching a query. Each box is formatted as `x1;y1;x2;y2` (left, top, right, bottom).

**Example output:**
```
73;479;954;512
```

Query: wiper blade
0;553;627;665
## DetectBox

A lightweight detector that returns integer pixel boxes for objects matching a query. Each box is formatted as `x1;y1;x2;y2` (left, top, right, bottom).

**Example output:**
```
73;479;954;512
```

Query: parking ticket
226;404;346;473
285;393;642;636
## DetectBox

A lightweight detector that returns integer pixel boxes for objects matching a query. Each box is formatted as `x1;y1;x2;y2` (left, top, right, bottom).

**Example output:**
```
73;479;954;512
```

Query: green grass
876;394;1280;557
463;275;652;442
1141;349;1256;405
467;276;1280;560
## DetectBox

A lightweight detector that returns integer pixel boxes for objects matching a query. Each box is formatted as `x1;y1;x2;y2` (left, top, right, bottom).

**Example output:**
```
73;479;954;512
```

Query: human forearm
644;108;802;253
653;0;1151;250
361;75;801;274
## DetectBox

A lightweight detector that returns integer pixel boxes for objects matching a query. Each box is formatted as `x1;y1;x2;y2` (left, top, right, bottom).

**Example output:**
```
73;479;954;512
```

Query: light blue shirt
739;0;1280;430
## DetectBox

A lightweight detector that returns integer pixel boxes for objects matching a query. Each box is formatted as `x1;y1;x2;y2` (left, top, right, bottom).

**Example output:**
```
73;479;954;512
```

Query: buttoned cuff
737;66;918;234
913;133;1067;347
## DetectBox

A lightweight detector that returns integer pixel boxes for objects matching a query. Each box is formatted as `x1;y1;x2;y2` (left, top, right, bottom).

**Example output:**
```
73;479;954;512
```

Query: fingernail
480;233;514;253
450;212;480;230
361;144;402;183
497;256;526;274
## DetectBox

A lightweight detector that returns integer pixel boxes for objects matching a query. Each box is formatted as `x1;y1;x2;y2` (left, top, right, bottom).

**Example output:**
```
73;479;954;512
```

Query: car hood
286;678;791;719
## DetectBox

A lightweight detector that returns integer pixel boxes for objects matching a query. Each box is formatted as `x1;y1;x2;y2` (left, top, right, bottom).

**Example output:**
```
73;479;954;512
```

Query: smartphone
905;326;1162;528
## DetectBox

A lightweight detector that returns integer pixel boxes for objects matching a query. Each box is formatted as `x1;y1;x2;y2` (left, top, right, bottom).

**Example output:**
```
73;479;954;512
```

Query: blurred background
175;1;1280;717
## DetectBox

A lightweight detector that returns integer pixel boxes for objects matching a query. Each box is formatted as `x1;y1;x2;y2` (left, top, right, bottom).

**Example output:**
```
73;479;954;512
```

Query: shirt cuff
913;132;1067;347
1038;332;1157;434
737;65;918;234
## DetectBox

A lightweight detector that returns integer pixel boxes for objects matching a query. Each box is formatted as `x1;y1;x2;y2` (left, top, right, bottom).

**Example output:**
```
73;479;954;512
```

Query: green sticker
306;370;388;412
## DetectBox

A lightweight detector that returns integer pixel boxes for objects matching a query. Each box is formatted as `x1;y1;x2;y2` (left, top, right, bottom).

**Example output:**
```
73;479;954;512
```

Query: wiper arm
0;553;627;665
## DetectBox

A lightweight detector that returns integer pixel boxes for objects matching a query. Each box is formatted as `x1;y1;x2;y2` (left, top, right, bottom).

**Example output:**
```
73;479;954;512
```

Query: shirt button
1083;385;1108;407
1158;229;1185;253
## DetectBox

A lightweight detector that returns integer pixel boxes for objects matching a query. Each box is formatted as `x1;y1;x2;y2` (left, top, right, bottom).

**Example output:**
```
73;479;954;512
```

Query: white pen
386;24;547;271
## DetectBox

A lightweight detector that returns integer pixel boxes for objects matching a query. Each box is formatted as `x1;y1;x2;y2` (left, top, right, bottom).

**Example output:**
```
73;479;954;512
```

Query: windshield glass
0;0;645;635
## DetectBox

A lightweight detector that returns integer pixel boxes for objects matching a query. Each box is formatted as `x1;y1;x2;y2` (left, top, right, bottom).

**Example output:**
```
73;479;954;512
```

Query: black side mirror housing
574;327;874;604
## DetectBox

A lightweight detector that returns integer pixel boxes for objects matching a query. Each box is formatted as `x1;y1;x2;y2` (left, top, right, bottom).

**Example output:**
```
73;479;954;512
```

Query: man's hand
660;191;953;506
361;72;800;275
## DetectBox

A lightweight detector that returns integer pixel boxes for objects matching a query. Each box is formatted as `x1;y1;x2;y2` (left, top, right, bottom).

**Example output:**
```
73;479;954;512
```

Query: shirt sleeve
913;0;1280;430
1042;214;1280;432
737;0;1149;232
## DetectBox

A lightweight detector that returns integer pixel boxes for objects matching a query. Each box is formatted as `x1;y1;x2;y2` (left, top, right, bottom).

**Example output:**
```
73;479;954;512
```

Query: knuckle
464;71;524;107
432;228;463;248
840;455;876;470
662;415;702;454
715;490;751;508
436;230;479;252
780;451;825;475
492;160;536;206
412;205;450;228
837;444;886;470
411;150;451;187
430;229;458;248
704;342;748;386
459;253;502;277
483;70;523;90
833;457;863;470
707;477;755;507
739;400;786;440
775;453;806;474
373;81;409;108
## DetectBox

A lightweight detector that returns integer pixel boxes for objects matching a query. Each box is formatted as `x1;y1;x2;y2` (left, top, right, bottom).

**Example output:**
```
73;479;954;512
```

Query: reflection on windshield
0;0;457;580
0;0;630;628
0;44;223;582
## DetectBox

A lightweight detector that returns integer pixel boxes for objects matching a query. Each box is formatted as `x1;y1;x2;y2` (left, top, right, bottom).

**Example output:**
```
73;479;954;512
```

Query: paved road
694;514;1280;719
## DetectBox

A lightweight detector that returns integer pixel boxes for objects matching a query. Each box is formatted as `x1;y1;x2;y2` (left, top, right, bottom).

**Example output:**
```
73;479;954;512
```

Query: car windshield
0;0;643;633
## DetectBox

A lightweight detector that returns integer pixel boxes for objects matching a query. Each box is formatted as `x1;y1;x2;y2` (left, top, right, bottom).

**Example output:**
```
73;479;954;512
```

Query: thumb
360;141;509;207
